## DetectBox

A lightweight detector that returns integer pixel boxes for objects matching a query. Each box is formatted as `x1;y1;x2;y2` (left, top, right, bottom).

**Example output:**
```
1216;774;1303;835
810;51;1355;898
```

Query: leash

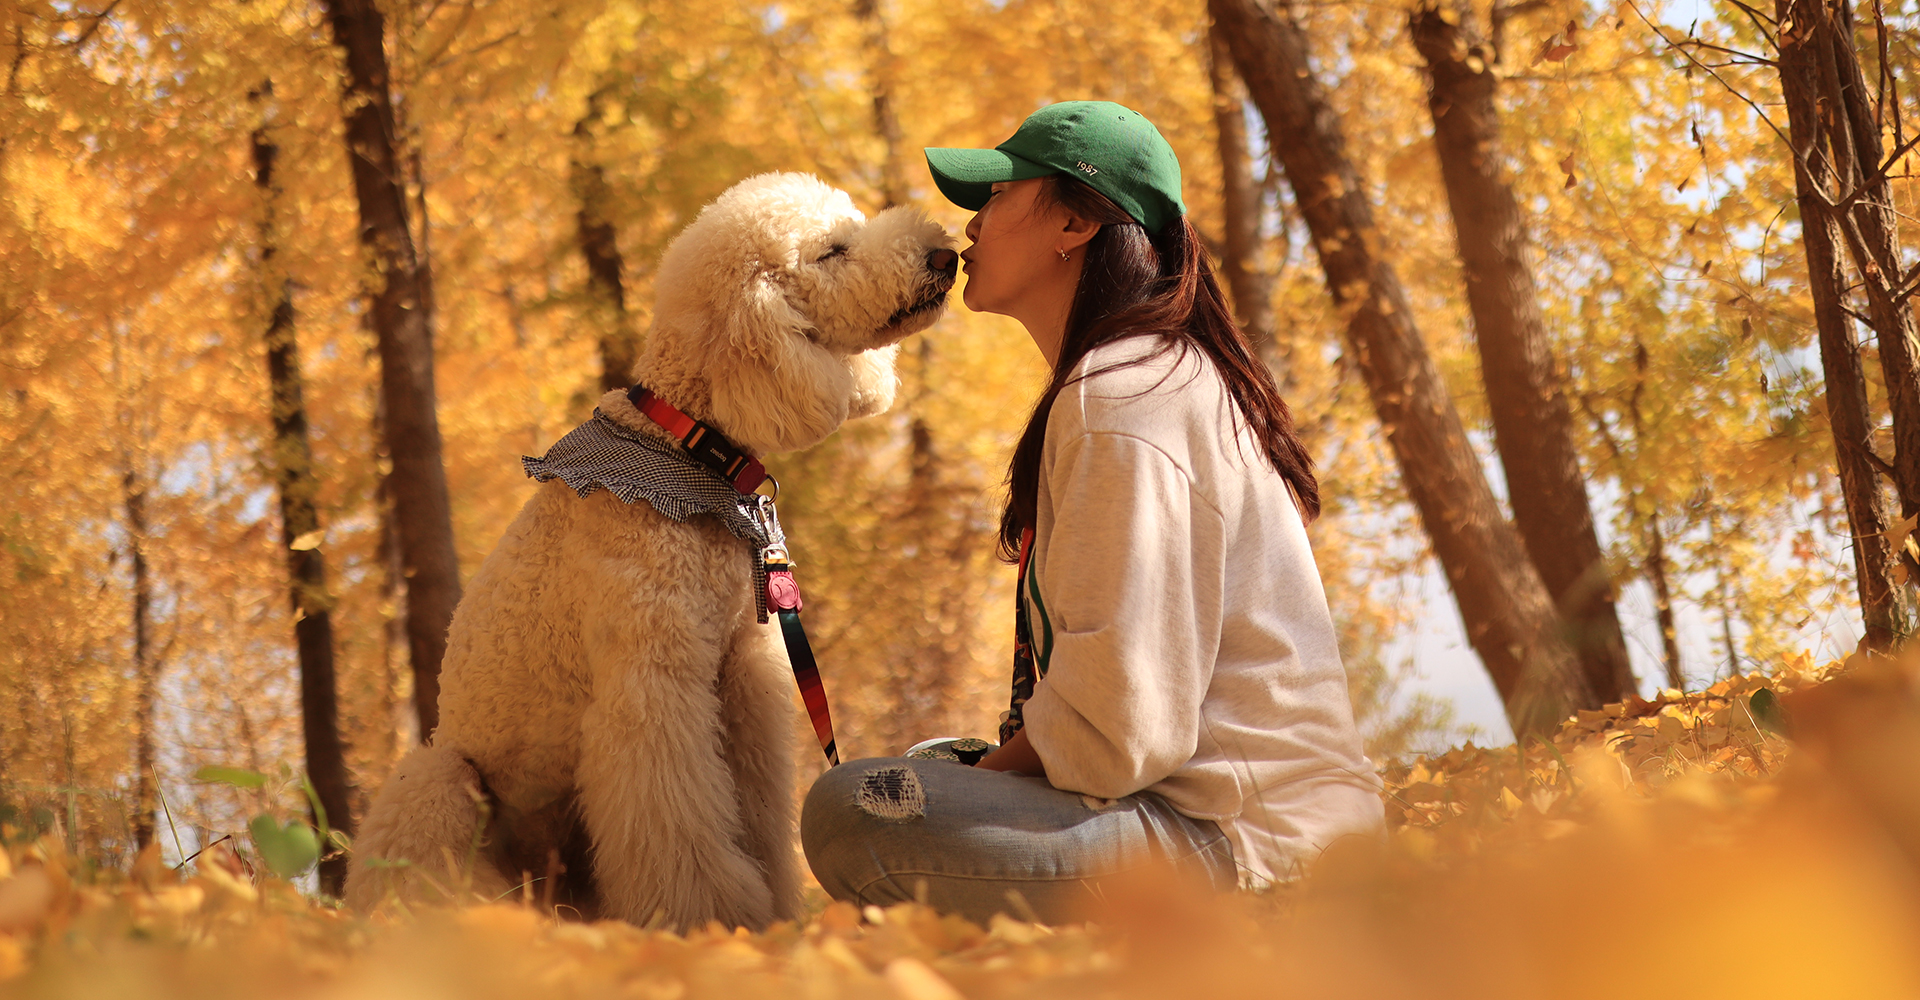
762;545;837;765
629;386;840;766
999;526;1048;745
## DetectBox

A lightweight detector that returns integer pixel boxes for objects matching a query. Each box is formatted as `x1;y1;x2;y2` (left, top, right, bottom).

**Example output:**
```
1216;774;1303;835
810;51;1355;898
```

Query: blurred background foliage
0;0;1876;869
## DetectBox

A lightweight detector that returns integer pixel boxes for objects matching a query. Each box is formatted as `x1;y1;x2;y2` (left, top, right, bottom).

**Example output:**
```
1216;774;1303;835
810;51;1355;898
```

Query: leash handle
766;551;838;766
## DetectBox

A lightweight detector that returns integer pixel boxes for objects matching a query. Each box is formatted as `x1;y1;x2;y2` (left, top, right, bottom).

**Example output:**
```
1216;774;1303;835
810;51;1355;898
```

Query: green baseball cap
925;100;1186;234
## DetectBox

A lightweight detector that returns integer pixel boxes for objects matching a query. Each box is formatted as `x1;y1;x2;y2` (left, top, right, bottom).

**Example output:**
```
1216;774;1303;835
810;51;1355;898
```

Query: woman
801;101;1383;924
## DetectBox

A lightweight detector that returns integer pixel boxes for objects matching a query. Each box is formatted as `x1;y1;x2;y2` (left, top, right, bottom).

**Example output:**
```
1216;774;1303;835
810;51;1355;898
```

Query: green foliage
246;814;320;880
1750;687;1789;735
192;768;268;792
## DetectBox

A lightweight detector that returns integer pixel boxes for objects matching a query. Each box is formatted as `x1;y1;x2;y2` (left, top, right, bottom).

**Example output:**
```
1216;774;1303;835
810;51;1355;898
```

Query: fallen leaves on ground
6;650;1920;999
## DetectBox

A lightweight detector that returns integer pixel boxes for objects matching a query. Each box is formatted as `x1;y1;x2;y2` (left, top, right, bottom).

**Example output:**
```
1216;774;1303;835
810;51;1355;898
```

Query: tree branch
1622;0;1788;145
1673;38;1776;66
59;0;122;51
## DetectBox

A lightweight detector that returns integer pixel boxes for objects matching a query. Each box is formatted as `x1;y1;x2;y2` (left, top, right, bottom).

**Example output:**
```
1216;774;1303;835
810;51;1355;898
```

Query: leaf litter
5;650;1920;999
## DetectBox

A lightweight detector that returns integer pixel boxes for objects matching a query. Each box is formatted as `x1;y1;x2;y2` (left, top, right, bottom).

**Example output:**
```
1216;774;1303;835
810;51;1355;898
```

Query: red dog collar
627;386;772;496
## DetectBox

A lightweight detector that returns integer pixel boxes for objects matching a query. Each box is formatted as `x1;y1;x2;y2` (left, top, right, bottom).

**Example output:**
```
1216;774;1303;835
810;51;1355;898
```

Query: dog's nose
926;248;958;275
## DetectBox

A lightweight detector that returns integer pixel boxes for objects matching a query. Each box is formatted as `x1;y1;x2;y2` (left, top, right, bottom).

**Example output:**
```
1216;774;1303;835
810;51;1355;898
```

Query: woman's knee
802;758;936;899
805;758;936;827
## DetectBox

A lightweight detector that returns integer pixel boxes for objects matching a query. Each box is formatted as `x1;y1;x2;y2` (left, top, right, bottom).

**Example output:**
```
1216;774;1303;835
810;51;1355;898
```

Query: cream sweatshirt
1018;336;1385;887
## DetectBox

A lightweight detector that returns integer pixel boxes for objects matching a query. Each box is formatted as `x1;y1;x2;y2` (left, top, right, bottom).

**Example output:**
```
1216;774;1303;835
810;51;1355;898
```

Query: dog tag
766;568;803;612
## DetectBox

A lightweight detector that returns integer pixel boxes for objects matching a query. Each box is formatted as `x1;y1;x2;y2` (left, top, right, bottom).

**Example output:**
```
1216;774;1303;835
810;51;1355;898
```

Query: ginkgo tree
0;0;1884;872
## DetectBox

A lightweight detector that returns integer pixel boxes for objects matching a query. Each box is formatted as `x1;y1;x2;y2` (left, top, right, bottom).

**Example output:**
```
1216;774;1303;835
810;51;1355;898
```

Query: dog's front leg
718;619;802;921
577;589;775;932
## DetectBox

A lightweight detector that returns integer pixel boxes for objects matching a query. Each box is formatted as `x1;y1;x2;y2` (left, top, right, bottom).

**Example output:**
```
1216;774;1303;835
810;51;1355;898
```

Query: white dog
346;173;955;930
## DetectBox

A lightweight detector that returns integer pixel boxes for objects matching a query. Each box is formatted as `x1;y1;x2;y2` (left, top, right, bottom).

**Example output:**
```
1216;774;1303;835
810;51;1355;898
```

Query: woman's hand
974;728;1046;777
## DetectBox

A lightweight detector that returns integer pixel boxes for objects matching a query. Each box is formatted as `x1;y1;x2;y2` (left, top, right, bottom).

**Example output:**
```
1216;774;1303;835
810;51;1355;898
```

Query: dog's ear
845;345;900;419
708;273;853;455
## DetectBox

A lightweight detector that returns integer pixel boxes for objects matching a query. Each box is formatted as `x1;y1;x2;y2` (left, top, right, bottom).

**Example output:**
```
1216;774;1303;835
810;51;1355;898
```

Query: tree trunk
1580;372;1686;689
1644;513;1683;688
853;0;982;743
124;464;156;849
1206;20;1277;358
877;388;974;745
375;417;416;751
570;89;638;393
252;82;356;897
854;0;909;208
1626;357;1685;688
1409;3;1636;699
1209;0;1596;734
1776;0;1905;650
1717;571;1741;678
322;0;461;736
1805;0;1920;536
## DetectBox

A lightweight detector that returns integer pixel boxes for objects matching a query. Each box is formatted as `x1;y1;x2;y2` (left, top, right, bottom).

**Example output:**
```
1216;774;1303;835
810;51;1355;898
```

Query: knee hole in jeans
854;765;925;822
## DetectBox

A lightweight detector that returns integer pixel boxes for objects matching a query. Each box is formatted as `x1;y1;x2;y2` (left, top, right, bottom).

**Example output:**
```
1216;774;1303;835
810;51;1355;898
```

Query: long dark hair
998;176;1320;560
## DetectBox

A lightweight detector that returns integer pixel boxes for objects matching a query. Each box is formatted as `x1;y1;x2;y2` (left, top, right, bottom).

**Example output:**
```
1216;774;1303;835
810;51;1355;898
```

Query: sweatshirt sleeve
1019;430;1227;800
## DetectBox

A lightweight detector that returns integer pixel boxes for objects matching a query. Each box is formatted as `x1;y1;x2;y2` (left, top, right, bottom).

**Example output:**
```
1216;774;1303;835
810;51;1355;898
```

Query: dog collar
628;385;774;497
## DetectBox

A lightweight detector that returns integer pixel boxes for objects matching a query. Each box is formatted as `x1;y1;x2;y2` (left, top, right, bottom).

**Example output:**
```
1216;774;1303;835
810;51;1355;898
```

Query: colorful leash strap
762;544;839;766
999;526;1041;745
624;383;838;766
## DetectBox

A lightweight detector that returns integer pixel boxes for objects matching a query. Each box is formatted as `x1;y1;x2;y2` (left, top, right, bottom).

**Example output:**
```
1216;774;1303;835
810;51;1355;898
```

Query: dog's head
643;172;956;456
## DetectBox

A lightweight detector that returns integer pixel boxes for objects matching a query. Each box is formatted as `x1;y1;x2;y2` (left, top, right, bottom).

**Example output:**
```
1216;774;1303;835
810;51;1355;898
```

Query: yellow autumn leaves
5;649;1920;999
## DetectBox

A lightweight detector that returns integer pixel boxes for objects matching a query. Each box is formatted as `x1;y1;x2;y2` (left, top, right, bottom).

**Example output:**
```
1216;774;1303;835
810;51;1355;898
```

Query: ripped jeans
800;756;1237;926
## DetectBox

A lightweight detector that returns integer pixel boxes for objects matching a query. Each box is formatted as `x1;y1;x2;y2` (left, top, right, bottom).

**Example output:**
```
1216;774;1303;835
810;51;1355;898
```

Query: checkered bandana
522;410;785;622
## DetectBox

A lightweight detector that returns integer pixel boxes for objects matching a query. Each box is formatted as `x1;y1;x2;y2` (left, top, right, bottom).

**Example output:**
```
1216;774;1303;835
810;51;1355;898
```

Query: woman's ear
1059;209;1100;254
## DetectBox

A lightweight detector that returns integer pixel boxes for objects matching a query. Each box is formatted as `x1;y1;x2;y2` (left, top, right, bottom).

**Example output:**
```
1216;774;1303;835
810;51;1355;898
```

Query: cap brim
924;147;1054;211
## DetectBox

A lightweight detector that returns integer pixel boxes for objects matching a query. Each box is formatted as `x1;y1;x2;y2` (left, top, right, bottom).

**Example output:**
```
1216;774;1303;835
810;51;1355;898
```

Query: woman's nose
964;211;982;241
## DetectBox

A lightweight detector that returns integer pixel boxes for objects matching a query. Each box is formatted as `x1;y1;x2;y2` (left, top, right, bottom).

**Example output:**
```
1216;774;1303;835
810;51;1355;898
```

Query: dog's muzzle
885;249;959;328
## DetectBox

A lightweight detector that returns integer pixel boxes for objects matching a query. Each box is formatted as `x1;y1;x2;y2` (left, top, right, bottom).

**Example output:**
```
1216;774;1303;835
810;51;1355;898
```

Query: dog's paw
678;845;776;930
602;842;776;931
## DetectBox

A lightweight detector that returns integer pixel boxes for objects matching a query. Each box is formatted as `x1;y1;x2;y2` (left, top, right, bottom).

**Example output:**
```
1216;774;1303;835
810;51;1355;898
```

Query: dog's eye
816;244;848;262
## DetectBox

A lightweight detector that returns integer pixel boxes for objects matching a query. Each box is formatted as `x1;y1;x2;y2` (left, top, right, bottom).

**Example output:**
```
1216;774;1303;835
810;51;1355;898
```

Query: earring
1058;249;1070;262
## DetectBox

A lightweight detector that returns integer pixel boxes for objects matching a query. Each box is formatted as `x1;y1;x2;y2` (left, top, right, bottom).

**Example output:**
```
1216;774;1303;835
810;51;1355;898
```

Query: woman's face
959;178;1074;322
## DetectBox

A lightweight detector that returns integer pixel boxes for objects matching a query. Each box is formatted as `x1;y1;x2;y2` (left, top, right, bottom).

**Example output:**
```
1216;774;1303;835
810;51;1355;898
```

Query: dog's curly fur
345;173;953;930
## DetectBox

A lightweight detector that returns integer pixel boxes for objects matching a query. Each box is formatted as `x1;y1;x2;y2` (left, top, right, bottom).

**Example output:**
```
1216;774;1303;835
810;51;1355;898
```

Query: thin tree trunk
1625;354;1684;689
853;1;979;742
1209;0;1595;734
124;464;156;849
322;0;460;736
252;82;355;897
873;341;990;745
1579;377;1686;690
1409;3;1636;699
373;391;417;749
1718;577;1741;678
1644;513;1683;688
854;0;909;208
1207;20;1277;358
1776;0;1905;649
571;88;638;392
408;142;438;330
61;715;77;854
